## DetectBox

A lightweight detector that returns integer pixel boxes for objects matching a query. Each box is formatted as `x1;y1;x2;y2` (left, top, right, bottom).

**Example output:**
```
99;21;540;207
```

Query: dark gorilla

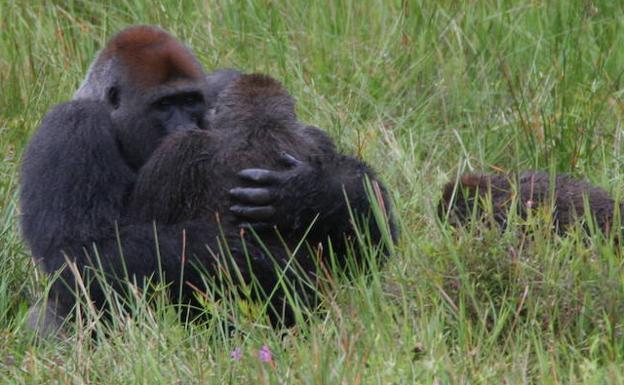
20;26;290;334
129;73;397;310
20;27;396;334
439;171;620;235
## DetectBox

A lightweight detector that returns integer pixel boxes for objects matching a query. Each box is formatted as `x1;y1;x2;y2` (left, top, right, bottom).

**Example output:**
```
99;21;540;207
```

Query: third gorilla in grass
439;171;620;235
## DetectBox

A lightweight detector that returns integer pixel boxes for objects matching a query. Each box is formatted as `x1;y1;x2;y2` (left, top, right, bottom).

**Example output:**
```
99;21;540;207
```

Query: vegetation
1;0;624;383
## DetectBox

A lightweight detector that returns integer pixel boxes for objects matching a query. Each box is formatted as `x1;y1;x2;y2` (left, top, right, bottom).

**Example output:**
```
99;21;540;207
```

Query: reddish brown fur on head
459;173;513;193
442;173;487;202
460;173;491;190
101;25;204;88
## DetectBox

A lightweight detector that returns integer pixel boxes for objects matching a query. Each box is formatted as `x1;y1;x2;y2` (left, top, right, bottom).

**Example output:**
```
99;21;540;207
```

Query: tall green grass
2;0;624;383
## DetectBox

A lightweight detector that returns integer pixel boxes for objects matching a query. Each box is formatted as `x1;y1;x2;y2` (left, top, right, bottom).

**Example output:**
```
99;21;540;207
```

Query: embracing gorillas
19;25;397;335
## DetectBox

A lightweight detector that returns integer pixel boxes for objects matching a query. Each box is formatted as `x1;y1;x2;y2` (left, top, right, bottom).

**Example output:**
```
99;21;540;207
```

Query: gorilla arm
20;100;134;264
230;151;398;267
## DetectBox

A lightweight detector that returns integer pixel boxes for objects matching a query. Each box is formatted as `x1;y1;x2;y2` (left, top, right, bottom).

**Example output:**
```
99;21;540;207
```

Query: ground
1;1;624;383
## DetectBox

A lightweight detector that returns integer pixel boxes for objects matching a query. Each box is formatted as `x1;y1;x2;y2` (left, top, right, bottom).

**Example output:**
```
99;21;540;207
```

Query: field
2;0;624;383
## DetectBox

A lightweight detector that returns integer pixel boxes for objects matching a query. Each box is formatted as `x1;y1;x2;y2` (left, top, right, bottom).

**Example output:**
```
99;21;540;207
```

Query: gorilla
20;25;253;334
129;73;396;276
439;171;620;235
19;26;396;334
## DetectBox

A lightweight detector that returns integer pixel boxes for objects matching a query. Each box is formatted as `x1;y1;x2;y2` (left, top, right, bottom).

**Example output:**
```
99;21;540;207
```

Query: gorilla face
109;82;208;171
149;89;206;134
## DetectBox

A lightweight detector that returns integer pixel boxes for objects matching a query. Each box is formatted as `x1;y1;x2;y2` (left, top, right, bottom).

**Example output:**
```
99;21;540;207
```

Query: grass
2;0;624;383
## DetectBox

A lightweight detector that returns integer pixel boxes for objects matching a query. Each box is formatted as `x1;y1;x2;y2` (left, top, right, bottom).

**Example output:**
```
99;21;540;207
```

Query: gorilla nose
174;123;198;132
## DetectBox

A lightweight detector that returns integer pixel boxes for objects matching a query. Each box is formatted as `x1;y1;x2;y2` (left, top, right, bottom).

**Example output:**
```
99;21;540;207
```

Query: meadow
1;0;624;383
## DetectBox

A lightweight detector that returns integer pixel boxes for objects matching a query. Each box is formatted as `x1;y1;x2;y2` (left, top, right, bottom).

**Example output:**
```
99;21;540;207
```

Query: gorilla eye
107;87;120;109
183;94;202;105
155;98;173;110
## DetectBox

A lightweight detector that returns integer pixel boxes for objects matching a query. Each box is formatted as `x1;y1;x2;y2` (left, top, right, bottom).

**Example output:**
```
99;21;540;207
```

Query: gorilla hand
229;153;319;232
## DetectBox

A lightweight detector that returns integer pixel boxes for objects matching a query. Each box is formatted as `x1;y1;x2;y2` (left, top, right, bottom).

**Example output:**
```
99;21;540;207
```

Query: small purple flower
258;345;273;363
230;347;242;361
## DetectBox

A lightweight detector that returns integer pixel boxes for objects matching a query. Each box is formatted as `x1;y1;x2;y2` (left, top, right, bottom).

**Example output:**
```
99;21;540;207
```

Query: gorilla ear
107;86;120;109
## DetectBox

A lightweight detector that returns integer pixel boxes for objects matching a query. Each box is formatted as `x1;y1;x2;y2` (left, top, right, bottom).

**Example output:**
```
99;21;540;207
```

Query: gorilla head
74;25;210;170
208;73;297;132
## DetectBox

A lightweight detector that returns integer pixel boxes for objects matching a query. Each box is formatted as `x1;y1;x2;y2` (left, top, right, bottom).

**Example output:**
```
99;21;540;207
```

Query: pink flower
230;347;242;361
258;345;273;363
